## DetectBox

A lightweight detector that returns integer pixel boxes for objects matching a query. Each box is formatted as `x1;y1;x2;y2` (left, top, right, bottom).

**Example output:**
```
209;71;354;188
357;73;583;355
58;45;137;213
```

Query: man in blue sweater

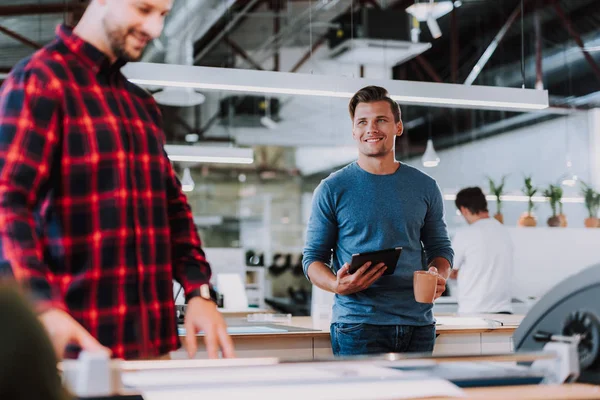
302;86;454;356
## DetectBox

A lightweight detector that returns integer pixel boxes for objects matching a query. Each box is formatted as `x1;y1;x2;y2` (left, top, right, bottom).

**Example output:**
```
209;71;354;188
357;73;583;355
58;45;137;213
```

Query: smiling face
101;0;172;62
352;100;403;158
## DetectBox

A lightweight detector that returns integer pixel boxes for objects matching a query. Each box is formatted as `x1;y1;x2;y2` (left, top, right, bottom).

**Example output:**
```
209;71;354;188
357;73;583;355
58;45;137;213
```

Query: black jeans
330;323;436;356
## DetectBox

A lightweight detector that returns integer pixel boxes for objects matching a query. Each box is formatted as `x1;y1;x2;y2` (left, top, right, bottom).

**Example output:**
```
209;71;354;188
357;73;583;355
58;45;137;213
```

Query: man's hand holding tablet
333;247;402;295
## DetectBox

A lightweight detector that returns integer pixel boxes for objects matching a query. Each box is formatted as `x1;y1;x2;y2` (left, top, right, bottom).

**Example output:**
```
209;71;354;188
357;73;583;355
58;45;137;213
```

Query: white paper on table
138;379;464;400
124;364;399;387
124;363;465;400
435;316;498;326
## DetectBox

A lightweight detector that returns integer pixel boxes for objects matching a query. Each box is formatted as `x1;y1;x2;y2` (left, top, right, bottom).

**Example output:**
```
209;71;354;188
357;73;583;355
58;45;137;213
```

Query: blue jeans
330;323;436;356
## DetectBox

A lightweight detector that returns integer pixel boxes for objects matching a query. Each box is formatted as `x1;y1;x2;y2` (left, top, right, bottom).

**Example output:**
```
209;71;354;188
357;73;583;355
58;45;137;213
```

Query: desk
217;308;271;318
173;314;523;360
439;384;600;399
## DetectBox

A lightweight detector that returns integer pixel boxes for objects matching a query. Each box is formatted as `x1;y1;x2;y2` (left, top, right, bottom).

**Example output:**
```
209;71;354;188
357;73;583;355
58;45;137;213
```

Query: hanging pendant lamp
422;139;440;168
181;167;195;192
561;159;578;187
422;113;440;168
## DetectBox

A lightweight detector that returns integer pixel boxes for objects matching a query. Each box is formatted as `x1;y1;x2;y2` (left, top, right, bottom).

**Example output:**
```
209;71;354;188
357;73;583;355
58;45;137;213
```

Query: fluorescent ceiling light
164;144;254;164
443;194;584;204
123;62;549;112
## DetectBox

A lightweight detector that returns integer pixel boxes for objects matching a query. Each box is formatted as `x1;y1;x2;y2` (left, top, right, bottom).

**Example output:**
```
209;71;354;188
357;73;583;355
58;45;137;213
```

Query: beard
102;18;147;62
358;141;392;158
360;148;389;158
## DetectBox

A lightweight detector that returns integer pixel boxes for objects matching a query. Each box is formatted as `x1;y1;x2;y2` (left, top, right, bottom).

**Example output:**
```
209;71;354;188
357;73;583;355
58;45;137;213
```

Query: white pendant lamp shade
181;167;195;192
562;175;578;187
422;139;440;168
561;160;578;187
153;86;206;107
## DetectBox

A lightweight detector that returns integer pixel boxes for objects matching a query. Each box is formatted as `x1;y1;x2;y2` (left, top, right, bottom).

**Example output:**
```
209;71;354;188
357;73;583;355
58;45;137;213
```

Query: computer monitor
513;263;600;383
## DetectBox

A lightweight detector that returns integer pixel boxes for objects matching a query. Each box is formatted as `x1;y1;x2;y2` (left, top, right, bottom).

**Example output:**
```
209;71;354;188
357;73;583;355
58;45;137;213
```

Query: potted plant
518;176;537;227
487;175;506;224
581;181;600;228
543;184;562;227
556;185;568;227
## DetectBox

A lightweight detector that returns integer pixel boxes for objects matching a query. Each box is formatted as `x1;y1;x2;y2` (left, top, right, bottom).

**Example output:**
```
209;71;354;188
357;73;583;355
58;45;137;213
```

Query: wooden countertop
436;383;600;400
180;314;523;339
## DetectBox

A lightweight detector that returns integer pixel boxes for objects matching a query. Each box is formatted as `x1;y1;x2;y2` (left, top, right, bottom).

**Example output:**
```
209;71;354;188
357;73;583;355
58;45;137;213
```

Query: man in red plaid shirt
0;0;235;360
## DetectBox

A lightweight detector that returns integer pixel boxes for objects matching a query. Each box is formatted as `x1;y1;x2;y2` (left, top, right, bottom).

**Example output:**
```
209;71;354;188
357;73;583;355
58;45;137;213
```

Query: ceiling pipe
152;8;206;107
464;0;528;86
194;0;263;64
404;33;600;132
142;0;238;64
484;33;600;89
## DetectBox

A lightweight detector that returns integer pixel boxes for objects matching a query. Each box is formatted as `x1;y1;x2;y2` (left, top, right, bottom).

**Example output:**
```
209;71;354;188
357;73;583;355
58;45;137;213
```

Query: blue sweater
303;162;454;326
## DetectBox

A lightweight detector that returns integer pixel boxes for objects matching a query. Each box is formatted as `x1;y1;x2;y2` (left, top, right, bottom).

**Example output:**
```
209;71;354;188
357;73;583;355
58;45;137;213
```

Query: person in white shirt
450;187;513;314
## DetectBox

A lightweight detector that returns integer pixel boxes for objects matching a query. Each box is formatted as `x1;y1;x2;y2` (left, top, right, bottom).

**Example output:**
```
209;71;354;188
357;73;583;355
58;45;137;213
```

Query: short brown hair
455;187;489;214
349;86;401;123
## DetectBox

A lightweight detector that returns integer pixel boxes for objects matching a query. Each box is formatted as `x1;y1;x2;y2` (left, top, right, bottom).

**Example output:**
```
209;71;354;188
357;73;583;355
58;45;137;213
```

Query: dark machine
326;8;411;50
219;95;281;128
513;262;600;384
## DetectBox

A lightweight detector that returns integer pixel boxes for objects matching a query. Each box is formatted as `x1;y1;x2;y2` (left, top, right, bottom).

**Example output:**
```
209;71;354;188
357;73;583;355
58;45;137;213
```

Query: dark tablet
348;247;403;275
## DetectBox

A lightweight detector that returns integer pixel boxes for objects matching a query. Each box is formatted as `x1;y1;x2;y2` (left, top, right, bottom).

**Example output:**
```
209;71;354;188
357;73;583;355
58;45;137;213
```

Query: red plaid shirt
0;25;211;360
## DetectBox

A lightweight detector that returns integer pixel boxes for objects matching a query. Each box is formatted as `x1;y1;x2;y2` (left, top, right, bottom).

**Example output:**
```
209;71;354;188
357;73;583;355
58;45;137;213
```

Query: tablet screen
348;247;403;275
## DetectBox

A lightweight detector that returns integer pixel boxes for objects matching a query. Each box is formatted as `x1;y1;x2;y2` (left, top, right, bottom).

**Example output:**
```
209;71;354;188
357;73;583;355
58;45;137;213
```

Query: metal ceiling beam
224;37;264;70
409;59;426;81
0;25;41;49
289;1;358;74
464;0;533;86
414;55;442;83
551;0;600;83
194;0;264;64
450;4;459;83
289;34;327;73
0;2;86;16
246;0;334;69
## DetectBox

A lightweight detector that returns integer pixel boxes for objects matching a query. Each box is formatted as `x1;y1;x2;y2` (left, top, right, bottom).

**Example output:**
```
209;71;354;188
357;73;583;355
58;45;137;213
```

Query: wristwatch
185;284;218;304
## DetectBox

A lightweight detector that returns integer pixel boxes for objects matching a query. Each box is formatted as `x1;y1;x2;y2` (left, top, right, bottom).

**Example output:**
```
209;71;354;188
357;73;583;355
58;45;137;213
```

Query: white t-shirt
452;218;513;314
